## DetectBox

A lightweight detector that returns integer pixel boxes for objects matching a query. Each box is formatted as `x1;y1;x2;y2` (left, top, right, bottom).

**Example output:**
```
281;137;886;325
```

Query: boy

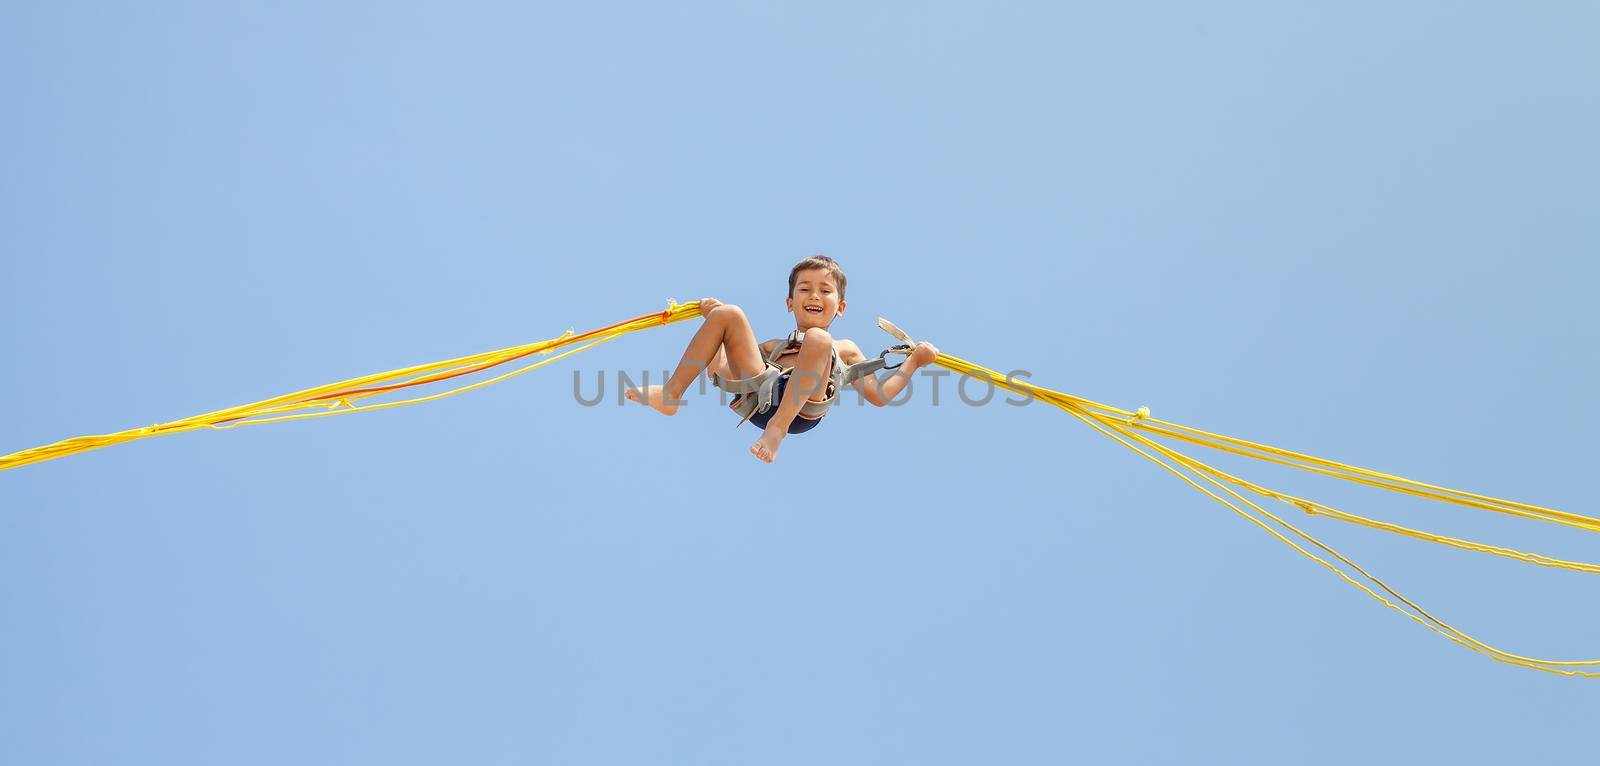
625;255;938;463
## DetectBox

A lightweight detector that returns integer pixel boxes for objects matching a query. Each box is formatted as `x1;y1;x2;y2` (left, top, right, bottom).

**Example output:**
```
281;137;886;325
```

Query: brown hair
788;255;847;299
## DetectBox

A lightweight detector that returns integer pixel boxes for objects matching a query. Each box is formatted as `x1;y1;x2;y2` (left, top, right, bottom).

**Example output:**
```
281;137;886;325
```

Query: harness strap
775;330;841;420
710;330;848;427
711;364;781;425
841;357;887;386
712;331;916;425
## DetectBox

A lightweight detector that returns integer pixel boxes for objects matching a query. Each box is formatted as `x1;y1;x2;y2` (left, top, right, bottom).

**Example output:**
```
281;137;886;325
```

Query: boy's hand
698;297;723;317
910;341;939;366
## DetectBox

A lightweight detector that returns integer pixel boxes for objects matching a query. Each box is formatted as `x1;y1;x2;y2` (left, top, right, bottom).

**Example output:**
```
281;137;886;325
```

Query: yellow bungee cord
0;301;701;472
3;301;1594;675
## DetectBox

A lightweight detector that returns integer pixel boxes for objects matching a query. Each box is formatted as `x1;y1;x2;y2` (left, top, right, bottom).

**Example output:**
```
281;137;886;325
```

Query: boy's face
786;268;845;330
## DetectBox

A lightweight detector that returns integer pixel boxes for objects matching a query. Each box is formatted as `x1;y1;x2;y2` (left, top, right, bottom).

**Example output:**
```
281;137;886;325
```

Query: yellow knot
540;329;575;354
1127;406;1150;425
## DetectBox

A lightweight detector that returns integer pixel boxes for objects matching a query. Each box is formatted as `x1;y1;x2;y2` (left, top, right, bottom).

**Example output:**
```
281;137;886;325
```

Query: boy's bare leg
626;304;766;415
751;328;832;463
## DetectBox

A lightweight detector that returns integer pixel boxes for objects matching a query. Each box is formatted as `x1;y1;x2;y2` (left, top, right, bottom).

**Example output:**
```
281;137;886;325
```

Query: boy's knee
709;303;746;321
802;327;832;344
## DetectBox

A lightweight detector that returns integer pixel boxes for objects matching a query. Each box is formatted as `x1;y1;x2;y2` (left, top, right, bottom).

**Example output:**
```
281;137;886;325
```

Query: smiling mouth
804;307;823;314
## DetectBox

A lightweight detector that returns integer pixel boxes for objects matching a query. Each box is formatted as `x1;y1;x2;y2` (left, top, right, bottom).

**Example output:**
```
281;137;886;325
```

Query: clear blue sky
4;2;1598;763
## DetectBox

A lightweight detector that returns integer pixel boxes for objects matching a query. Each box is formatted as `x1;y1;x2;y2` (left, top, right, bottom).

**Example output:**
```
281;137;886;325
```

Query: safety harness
711;320;914;428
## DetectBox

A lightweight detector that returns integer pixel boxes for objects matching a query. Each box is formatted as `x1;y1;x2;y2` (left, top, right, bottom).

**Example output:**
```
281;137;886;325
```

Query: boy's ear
785;296;793;312
837;298;846;317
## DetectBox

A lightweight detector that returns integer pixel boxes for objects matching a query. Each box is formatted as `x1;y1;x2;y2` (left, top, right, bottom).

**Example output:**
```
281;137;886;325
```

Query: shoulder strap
766;332;802;364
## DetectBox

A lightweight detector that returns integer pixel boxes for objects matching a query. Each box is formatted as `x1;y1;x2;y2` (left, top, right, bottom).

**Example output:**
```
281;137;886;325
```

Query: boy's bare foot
624;385;679;416
750;427;785;463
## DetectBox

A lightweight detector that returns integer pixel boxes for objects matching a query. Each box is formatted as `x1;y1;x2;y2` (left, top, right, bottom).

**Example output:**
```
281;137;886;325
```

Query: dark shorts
739;371;824;434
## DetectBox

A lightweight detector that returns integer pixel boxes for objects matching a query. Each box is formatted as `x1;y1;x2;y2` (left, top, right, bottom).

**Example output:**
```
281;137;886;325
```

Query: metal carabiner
878;344;914;371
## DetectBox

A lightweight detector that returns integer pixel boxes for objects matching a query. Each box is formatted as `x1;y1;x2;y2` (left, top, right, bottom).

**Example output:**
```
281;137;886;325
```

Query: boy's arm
840;339;937;407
